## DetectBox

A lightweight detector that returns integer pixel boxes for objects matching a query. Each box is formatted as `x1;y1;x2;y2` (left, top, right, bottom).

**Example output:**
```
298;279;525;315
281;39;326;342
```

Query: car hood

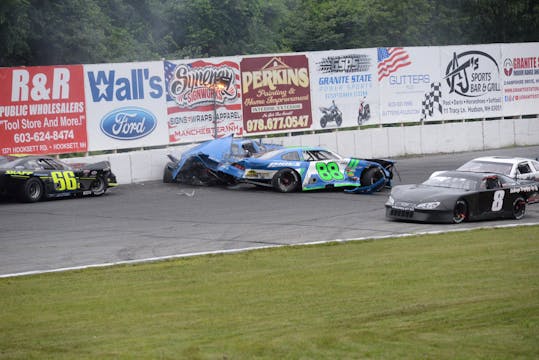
176;135;235;172
391;184;467;203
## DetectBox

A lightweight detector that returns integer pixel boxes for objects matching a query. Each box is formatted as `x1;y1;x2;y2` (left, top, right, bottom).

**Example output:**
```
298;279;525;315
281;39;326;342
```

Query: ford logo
100;107;157;140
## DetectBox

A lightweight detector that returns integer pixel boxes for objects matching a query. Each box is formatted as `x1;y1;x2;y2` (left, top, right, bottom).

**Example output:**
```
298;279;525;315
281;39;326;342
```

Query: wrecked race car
163;135;282;186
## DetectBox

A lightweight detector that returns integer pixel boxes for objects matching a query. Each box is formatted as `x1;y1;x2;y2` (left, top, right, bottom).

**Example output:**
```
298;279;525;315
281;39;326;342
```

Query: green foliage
0;0;537;67
1;226;538;358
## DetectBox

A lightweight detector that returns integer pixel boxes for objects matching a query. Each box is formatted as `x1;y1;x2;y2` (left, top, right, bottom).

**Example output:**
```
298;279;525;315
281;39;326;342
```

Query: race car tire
90;175;107;196
163;165;174;183
361;167;386;192
272;169;301;193
452;200;467;223
512;197;526;220
19;177;43;203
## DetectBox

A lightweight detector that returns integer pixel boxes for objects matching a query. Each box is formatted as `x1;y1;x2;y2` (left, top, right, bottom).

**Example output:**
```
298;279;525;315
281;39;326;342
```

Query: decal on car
51;171;78;191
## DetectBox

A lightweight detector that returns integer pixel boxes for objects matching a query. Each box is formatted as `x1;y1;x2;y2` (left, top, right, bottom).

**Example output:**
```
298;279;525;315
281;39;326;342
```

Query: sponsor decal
167;62;237;108
87;68;163;102
100;107;157;140
503;58;514;77
241;55;312;134
444;51;500;97
0;65;88;155
317;54;371;73
164;59;243;143
510;184;539;193
6;170;33;176
378;48;411;81
268;161;301;168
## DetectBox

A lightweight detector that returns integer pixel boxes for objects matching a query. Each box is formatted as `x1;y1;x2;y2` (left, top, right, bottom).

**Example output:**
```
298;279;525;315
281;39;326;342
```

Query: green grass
1;226;539;359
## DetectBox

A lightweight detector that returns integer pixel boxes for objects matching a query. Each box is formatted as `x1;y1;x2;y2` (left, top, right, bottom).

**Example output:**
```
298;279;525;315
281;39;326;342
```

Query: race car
0;155;118;203
385;170;539;223
457;156;539;181
220;146;395;194
163;135;283;185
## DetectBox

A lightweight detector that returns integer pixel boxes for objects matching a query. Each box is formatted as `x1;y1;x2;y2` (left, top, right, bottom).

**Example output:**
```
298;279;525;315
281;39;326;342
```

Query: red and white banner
0;65;87;155
501;42;539;116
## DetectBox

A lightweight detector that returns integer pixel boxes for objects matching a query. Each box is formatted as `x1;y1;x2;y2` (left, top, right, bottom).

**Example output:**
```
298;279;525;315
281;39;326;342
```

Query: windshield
458;160;513;175
0;156;25;169
423;175;477;191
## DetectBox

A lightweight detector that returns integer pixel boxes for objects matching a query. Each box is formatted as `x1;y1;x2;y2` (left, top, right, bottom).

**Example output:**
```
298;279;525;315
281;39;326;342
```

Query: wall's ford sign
100;107;157;140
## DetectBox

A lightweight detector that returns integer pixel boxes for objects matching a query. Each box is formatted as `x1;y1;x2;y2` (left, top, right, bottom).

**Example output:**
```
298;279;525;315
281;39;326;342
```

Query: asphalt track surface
1;145;539;277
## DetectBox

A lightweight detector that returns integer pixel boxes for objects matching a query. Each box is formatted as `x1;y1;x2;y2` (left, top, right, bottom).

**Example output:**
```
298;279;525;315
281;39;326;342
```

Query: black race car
0;155;118;203
386;170;539;223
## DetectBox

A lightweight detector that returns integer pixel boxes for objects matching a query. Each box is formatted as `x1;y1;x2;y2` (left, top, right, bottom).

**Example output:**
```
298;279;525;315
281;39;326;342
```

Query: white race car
457;156;539;181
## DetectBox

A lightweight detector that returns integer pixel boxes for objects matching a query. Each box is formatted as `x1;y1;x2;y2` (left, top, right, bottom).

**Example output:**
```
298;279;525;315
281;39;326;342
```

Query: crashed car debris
164;135;283;186
386;170;539;223
0;155;118;203
164;135;395;194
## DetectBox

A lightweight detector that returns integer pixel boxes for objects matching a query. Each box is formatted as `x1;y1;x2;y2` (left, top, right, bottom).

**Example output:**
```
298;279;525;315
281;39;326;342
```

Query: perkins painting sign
240;55;312;135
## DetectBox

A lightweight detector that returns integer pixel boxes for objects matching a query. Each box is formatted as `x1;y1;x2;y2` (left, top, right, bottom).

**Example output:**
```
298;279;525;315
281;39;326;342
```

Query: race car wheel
452;200;468;223
272;169;300;193
361;167;386;192
20;177;43;203
512;197;526;220
90;175;107;196
163;165;174;183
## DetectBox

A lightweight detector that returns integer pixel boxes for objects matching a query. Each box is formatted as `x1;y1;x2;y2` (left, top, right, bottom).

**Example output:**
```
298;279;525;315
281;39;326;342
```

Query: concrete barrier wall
64;117;539;185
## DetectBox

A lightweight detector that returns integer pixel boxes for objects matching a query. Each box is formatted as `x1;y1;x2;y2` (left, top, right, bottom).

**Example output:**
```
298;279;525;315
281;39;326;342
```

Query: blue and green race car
164;136;395;194
221;146;394;193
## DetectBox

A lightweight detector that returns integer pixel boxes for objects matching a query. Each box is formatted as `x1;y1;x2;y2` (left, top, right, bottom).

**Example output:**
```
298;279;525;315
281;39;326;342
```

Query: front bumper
385;205;454;223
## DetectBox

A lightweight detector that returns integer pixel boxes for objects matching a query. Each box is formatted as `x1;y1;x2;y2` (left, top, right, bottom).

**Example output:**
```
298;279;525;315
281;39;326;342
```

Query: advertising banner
165;57;243;143
84;61;168;151
378;47;443;124
501;42;539;116
309;48;379;129
0;65;87;155
241;54;312;135
439;44;503;119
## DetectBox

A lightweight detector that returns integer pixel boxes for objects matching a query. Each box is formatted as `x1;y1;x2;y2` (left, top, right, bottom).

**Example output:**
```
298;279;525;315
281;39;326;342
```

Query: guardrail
63;117;539;185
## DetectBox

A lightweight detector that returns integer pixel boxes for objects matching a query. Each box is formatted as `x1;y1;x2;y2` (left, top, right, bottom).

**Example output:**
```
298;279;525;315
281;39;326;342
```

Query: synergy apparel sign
0;65;87;155
165;57;243;143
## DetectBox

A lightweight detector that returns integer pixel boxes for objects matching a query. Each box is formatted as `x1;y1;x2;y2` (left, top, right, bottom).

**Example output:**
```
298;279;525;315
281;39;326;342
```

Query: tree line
1;0;537;67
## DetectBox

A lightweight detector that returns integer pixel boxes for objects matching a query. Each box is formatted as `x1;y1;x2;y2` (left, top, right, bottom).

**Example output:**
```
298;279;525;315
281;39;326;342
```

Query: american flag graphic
377;47;411;81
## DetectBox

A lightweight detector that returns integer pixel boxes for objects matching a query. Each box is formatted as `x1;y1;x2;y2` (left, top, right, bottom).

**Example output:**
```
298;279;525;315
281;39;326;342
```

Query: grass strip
1;225;539;359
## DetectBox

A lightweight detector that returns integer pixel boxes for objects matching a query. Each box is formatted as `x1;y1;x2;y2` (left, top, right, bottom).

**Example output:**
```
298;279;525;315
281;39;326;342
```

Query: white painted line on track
1;222;538;279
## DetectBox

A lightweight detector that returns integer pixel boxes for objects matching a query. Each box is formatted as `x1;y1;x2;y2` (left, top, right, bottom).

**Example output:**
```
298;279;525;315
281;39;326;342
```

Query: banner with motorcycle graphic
378;46;443;124
501;42;539;117
0;65;88;155
240;54;313;135
308;48;379;129
439;44;503;120
84;61;169;151
165;57;243;143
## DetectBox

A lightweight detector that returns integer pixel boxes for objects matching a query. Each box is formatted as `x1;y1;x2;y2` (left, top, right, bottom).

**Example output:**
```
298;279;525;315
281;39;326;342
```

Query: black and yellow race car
0;155;118;202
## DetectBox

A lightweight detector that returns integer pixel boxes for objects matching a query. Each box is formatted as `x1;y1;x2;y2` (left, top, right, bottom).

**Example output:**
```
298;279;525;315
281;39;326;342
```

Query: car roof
466;156;533;164
434;170;508;180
